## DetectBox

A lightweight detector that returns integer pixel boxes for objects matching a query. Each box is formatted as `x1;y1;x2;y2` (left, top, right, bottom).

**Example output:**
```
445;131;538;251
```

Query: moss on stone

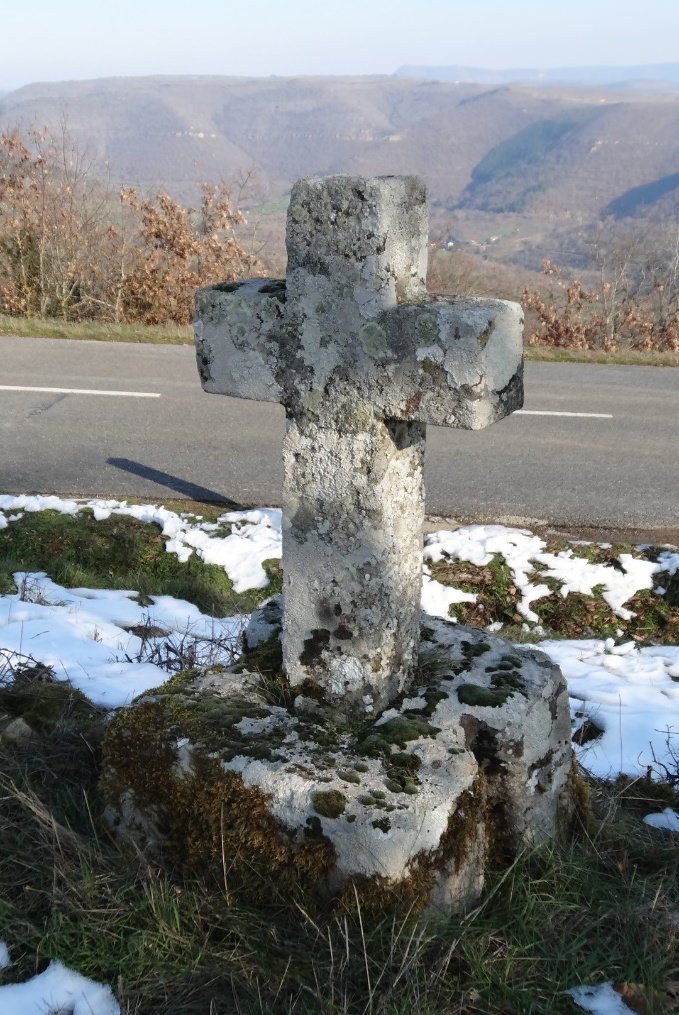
503;655;523;667
456;684;511;708
297;678;328;704
477;319;495;348
360;715;440;752
484;659;527;695
102;698;336;899
340;775;487;918
488;660;518;673
428;777;487;878
311;789;346;818
138;667;201;699
213;281;244;293
384;752;422;794
235;630;283;674
258;280;287;302
387;752;421;777
461;639;492;660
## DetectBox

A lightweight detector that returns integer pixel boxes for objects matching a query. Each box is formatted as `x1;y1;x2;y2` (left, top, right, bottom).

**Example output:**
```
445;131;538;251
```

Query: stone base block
101;604;573;915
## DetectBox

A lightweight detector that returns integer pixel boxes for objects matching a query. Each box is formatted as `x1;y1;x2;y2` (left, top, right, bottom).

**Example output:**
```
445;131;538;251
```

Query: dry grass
0;314;193;344
524;344;679;367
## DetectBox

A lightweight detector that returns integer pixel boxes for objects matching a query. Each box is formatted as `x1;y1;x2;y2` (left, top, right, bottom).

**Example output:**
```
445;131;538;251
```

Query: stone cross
194;175;523;719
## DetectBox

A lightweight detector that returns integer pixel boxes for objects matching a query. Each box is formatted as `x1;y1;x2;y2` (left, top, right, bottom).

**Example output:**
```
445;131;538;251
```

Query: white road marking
0;385;161;399
0;388;611;416
516;410;613;419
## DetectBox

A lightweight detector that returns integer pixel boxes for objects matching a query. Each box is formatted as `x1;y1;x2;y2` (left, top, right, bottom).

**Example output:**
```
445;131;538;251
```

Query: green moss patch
102;696;335;895
0;509;278;616
232;631;292;707
358;716;440;756
311;790;346;818
457;684;511;708
429;554;521;627
384;752;422;795
343;777;488;918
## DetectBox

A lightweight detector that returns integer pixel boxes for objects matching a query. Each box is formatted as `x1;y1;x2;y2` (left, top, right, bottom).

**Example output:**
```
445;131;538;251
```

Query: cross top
195;175;523;718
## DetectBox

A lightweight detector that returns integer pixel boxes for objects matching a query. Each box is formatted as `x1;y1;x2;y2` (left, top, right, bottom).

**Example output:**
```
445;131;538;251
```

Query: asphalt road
1;336;677;539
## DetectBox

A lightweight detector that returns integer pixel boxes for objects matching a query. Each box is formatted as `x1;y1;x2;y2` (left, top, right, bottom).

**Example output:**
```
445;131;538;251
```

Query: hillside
2;74;679;270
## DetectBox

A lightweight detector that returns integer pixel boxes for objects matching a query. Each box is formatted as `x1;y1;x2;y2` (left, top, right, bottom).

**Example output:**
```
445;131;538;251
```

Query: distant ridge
2;73;679;271
394;63;679;89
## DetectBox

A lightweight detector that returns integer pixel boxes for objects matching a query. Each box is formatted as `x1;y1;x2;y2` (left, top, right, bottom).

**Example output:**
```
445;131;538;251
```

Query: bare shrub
0;125;259;325
522;254;679;353
0;647;55;686
121;613;246;673
0;124;121;320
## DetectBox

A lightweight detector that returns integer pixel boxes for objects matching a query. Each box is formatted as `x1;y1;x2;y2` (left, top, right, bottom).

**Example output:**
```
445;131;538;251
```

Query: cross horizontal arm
375;295;524;428
194;279;287;404
275;294;524;429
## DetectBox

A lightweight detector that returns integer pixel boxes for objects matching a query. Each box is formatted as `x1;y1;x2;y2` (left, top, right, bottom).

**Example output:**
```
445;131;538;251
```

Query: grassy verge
428;539;678;644
2;313;678;366
0;314;193;344
524;345;679;368
0;509;677;1012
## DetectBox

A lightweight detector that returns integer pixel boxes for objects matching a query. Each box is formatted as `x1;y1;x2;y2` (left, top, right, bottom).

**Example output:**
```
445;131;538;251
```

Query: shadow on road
107;457;241;507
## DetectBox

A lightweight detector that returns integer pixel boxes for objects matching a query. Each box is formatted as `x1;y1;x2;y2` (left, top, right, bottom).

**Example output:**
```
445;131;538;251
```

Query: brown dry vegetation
0;125;259;325
521;239;679;354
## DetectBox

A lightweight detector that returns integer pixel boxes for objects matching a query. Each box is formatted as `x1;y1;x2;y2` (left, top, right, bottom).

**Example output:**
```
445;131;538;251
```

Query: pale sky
3;0;679;92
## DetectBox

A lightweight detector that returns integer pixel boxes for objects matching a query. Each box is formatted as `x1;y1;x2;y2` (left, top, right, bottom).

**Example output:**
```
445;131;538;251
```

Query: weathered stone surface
102;603;573;914
0;716;36;744
195;175;524;717
281;413;426;715
418;619;573;849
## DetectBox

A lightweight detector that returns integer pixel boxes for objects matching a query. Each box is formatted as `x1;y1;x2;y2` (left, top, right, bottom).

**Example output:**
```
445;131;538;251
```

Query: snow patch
0;958;119;1015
